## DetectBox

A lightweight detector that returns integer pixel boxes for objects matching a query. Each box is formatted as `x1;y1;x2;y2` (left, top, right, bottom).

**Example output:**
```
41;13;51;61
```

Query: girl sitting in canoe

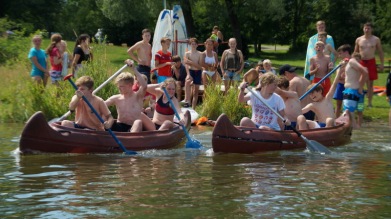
142;78;185;130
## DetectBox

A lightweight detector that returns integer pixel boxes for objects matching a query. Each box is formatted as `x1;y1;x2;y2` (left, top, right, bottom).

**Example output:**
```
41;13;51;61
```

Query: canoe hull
212;110;353;154
19;111;190;154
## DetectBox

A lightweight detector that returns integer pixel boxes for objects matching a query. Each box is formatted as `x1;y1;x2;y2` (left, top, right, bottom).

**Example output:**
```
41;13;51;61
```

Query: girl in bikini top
155;95;175;115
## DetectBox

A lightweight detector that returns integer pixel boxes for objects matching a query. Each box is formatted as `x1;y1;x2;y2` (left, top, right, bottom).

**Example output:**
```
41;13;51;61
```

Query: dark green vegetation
1;0;391;58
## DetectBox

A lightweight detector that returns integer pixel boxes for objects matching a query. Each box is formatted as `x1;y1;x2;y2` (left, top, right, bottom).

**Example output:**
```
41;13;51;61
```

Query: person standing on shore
127;29;152;83
304;20;335;80
354;22;384;108
28;35;49;87
46;33;63;85
72;34;92;77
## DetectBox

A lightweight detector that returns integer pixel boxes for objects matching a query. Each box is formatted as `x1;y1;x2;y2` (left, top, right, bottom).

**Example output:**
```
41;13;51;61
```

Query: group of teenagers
28;20;390;133
27;26;247;133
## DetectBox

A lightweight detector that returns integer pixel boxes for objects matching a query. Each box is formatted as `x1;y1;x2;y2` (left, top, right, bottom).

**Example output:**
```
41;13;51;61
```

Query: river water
1;123;390;218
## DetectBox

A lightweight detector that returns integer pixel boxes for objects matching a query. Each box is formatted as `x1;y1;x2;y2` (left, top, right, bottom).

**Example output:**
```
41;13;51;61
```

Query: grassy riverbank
0;40;389;125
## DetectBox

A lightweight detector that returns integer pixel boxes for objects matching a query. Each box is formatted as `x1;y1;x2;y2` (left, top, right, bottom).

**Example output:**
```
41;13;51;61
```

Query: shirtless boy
297;60;348;130
354;22;384;107
275;77;302;130
61;76;113;131
318;32;337;59
309;41;334;95
127;29;152;83
184;38;203;108
279;64;314;120
342;52;368;128
243;60;264;86
105;59;147;132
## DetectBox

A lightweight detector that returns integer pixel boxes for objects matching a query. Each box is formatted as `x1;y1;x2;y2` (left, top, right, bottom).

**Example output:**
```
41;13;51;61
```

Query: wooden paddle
49;64;128;123
247;88;332;154
64;74;137;155
162;87;202;149
299;59;348;100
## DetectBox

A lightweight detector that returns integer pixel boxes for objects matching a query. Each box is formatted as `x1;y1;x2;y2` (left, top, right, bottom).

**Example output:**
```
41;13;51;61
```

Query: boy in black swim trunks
105;59;147;132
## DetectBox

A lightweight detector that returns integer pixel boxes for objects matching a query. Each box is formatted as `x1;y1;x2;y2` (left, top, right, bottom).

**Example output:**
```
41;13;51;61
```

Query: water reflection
0;124;390;218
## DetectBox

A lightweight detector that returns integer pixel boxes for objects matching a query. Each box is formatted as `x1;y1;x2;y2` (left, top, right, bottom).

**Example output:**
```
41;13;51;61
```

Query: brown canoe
19;111;191;154
212;110;353;154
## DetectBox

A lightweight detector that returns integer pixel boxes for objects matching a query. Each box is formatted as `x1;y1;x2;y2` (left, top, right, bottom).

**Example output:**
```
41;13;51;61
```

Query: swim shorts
360;58;378;81
333;83;345;100
190;70;202;85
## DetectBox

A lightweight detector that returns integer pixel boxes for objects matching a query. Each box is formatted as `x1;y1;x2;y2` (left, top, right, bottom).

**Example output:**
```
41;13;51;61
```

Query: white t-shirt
247;91;285;130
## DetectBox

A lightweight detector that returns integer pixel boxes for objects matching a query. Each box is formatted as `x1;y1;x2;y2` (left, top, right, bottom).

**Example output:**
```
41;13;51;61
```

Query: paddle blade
305;139;332;154
124;150;137;155
185;139;203;149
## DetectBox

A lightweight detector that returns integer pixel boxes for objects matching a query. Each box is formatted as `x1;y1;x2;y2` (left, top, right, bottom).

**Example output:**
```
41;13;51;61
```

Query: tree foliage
0;0;390;57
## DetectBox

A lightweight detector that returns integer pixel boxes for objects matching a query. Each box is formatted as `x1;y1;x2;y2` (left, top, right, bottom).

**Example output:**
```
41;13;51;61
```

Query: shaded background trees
1;0;390;58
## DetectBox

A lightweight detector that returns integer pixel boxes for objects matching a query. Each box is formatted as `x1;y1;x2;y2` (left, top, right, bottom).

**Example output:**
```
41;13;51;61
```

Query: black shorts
111;121;132;132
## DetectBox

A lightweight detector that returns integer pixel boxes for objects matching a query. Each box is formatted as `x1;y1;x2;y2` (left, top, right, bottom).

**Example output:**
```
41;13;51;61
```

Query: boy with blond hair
318;32;337;59
309;41;334;95
105;59;147;132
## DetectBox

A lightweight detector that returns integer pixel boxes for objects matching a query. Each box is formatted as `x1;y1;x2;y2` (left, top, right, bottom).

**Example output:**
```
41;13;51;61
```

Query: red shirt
155;50;172;77
49;47;62;71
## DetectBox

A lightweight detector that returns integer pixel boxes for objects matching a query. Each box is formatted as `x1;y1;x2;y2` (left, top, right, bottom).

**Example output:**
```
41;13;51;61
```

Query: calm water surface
1;123;391;218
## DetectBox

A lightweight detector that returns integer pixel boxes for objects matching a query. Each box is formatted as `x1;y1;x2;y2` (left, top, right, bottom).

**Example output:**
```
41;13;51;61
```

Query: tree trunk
179;0;195;38
224;0;242;50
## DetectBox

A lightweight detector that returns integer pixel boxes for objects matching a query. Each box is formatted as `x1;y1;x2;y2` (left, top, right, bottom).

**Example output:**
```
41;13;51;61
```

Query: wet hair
75;76;94;90
337;44;352;54
115;72;134;85
142;29;150;35
74;34;90;49
277;76;290;89
46;33;62;54
172;55;181;62
307;83;324;95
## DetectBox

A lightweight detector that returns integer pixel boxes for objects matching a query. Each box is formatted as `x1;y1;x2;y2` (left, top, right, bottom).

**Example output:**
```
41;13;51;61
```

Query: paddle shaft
56;64;128;121
299;63;343;100
162;87;192;140
66;77;136;155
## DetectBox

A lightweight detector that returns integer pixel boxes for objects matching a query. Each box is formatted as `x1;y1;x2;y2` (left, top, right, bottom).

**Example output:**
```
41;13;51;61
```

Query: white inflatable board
151;5;189;69
174;107;199;124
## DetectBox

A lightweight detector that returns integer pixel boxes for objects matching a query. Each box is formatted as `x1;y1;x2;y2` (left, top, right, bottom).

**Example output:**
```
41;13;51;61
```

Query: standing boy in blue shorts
342;52;368;128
